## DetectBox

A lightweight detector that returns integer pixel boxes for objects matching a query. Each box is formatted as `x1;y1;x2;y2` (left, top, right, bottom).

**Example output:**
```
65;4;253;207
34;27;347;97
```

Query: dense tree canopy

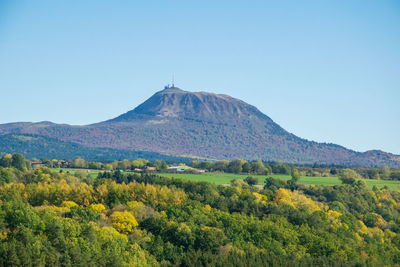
0;154;400;266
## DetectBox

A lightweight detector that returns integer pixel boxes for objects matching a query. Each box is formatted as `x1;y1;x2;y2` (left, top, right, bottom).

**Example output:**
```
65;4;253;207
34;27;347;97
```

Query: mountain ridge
0;86;399;167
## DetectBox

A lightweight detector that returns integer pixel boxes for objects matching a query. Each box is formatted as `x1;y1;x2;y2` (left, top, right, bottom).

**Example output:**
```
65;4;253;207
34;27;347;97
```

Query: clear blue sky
0;0;399;154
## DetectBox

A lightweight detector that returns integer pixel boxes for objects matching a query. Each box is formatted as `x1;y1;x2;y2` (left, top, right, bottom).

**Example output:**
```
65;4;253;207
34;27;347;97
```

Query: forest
1;154;400;266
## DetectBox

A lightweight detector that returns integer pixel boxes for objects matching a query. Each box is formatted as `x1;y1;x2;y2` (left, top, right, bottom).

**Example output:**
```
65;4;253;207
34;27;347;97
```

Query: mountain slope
0;86;399;167
0;134;194;162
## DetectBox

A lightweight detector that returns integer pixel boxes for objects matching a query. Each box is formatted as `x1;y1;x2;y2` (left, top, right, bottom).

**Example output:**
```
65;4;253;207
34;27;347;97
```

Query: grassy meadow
158;172;400;190
53;168;103;178
53;168;400;190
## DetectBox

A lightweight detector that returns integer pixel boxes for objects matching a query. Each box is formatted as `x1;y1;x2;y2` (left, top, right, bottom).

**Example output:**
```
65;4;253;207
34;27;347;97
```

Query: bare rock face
0;86;399;167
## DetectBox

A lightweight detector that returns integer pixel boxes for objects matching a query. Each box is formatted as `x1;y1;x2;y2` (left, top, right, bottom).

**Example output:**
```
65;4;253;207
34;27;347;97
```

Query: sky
0;0;399;154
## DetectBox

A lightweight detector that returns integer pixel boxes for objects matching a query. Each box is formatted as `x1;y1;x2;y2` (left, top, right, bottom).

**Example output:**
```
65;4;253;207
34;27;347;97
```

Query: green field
52;168;400;190
53;168;103;178
158;172;400;190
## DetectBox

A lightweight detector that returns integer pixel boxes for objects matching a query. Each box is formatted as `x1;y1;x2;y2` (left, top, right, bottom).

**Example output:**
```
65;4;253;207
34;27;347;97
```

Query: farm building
31;162;45;168
145;166;157;172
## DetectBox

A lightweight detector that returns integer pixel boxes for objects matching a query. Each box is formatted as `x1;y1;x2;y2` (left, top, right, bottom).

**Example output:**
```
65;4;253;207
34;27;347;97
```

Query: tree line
2;153;400;181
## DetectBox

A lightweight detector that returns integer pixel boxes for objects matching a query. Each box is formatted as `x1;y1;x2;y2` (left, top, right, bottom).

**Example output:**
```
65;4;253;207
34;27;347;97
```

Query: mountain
0;86;399;167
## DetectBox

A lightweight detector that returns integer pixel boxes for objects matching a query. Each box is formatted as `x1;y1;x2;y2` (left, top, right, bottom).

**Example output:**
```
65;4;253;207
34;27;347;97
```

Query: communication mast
164;74;175;89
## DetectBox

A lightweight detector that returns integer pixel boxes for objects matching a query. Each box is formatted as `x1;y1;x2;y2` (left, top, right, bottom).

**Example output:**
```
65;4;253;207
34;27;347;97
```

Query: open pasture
52;168;400;190
158;172;400;190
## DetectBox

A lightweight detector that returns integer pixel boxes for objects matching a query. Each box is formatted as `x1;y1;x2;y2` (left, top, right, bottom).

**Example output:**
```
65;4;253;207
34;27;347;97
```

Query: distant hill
0;134;193;162
0;86;399;167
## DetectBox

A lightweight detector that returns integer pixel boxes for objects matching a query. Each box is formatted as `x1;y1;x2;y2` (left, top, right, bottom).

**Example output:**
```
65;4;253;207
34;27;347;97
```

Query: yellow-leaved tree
274;188;323;212
61;200;78;209
110;211;138;234
89;203;106;213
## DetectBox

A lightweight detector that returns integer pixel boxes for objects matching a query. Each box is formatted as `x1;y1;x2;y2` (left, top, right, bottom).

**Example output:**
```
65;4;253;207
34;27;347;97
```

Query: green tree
264;177;287;190
244;176;258;186
251;159;266;174
242;162;251;173
338;169;360;185
65;206;100;223
117;159;131;170
159;161;168;171
0;154;12;168
228;159;245;174
73;157;87;168
199;161;213;170
88;161;100;169
131;158;148;168
290;169;301;183
0;167;13;184
189;160;200;168
390;170;400;180
380;166;390;180
213;160;229;172
11;154;26;171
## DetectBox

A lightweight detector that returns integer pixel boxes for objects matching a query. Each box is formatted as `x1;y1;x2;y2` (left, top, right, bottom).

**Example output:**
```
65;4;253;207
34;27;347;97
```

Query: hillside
0;86;399;167
0;134;193;162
